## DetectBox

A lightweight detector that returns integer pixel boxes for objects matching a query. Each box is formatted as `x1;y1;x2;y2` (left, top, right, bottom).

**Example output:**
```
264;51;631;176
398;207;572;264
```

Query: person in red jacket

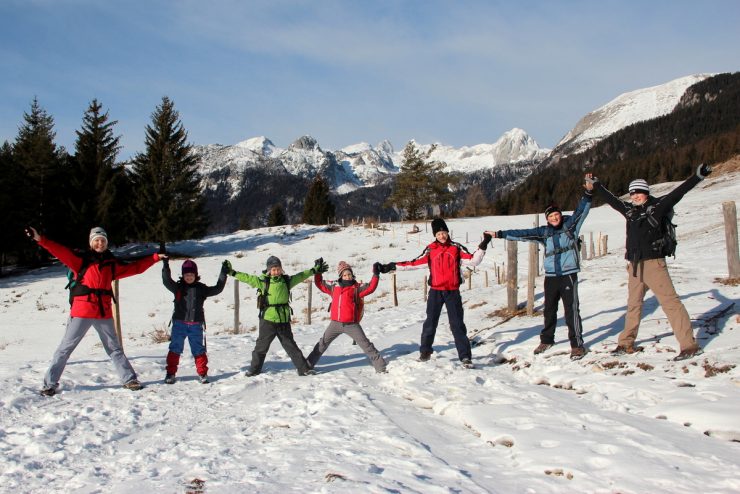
27;226;162;396
379;218;490;368
307;260;387;373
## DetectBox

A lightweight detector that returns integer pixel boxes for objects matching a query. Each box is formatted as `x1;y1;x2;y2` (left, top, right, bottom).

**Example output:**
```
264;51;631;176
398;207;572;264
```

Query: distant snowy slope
554;74;714;157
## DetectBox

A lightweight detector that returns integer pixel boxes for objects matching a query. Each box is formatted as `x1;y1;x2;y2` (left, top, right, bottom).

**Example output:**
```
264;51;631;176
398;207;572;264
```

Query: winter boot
40;385;58;397
418;351;432;362
611;345;644;355
123;379;144;391
533;343;553;355
199;374;209;384
164;374;176;384
570;347;587;361
673;346;703;361
461;358;475;369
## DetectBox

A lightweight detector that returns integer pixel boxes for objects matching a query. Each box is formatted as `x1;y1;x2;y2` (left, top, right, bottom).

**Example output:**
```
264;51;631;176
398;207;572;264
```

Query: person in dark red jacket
379;218;490;368
27;226;162;396
307;261;387;373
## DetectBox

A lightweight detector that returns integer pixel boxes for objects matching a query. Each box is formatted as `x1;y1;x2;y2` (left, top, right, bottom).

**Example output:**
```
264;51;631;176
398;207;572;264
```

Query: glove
222;260;235;276
584;174;598;185
379;262;396;274
696;163;712;178
312;257;329;274
372;262;381;276
478;233;492;250
24;227;36;241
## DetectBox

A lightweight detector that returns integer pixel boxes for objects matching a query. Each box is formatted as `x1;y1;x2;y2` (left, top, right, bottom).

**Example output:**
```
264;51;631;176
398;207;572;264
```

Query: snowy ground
1;172;739;493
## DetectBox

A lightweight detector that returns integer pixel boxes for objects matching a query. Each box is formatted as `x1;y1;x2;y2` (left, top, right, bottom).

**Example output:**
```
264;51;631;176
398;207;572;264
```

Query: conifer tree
461;184;490;217
13;98;69;244
386;141;456;220
267;204;287;227
130;97;208;241
69;99;130;244
302;175;335;225
0;142;26;269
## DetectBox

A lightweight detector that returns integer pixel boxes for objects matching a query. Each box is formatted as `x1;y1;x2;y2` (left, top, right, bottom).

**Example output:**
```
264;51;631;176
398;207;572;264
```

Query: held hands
222;260;235;276
24;226;40;241
312;257;329;274
697;163;712;178
372;262;381;276
478;232;492;250
584;173;596;191
484;230;501;239
378;262;396;274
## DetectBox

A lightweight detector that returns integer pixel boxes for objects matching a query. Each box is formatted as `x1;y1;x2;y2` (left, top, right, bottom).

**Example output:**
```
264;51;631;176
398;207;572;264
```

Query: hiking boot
123;379;143;391
198;374;209;384
533;343;553;355
611;345;644;355
461;358;475;369
40;385;58;397
673;346;703;361
418;351;432;362
164;374;176;384
376;368;388;374
570;347;587;361
299;369;318;376
245;370;259;377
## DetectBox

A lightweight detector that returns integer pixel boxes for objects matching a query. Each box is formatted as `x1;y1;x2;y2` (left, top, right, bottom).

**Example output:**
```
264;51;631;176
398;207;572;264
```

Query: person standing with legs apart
485;177;593;360
162;257;228;384
27;226;163;396
227;255;328;376
379;219;489;368
587;164;712;360
307;261;387;373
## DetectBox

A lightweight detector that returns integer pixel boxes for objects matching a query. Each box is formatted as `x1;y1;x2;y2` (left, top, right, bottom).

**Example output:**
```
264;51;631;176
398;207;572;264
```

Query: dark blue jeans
420;289;471;361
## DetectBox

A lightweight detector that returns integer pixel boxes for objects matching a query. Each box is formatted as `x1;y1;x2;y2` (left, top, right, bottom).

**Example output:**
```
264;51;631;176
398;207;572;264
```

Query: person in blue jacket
485;177;593;360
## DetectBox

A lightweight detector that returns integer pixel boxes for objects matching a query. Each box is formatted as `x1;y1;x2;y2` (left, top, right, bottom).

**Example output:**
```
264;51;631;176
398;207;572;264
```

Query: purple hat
182;259;198;276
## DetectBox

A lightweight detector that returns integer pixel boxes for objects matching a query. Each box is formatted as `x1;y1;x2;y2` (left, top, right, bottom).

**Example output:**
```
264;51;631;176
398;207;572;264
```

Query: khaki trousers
619;259;696;351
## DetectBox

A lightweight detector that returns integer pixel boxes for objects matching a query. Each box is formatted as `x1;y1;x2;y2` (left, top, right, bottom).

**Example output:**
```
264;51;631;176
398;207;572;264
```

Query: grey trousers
307;320;387;372
44;317;137;388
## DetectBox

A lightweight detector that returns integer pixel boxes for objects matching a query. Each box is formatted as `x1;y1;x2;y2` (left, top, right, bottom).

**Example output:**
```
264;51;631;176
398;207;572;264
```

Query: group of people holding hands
27;163;712;396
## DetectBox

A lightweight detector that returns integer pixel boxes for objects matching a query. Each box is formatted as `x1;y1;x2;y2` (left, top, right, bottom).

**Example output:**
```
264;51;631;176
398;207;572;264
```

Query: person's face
630;191;648;205
183;273;196;284
435;231;449;243
269;266;283;277
341;270;353;281
90;237;108;253
546;212;562;227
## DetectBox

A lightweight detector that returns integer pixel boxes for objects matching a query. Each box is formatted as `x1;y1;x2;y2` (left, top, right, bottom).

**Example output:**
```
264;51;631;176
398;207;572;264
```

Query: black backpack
257;274;292;318
646;205;678;257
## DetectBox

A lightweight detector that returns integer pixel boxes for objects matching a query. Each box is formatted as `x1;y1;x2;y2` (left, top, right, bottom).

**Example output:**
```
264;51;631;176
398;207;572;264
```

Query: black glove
313;257;329;274
372;262;381;276
379;262;396;274
478;233;492;250
222;260;235;276
697;163;712;178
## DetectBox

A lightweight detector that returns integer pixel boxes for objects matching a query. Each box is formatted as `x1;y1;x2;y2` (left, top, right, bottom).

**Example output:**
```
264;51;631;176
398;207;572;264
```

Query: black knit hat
431;218;449;235
544;204;562;218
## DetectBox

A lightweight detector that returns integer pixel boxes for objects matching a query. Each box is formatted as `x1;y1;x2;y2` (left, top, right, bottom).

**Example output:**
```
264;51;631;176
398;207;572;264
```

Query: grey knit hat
89;227;108;246
628;179;650;195
265;256;282;270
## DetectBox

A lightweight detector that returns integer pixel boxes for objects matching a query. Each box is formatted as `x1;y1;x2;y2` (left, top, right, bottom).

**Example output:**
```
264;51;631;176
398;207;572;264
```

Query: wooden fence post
601;235;608;256
534;215;540;276
507;240;518;313
589;232;595;260
305;279;313;324
467;270;472;290
485;270;489;288
527;241;536;316
112;280;122;347
233;279;240;333
392;273;398;306
723;201;740;278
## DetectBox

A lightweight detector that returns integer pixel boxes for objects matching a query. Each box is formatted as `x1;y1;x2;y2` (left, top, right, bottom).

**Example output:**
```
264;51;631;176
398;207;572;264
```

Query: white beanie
628;179;649;195
89;227;108;245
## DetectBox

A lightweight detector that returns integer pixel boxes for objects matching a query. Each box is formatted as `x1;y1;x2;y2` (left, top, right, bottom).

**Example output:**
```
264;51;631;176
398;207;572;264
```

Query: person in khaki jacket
586;164;712;360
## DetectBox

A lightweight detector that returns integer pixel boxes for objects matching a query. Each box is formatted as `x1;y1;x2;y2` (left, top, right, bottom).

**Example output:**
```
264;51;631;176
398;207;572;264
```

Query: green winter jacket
233;269;314;323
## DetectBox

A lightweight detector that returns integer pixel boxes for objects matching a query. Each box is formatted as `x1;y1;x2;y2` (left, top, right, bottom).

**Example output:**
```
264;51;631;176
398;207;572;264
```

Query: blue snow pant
542;273;584;348
169;320;206;357
44;316;137;388
420;289;472;361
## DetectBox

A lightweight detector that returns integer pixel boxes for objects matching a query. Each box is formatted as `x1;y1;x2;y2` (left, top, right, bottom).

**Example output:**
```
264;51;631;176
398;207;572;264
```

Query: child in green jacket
227;255;328;376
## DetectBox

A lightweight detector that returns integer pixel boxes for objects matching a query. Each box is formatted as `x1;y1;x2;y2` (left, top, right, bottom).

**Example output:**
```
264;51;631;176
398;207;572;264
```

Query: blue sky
1;0;738;160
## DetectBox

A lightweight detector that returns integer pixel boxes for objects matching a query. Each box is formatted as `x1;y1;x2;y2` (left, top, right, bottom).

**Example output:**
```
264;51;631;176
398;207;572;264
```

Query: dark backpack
646;205;678;257
257;274;292;317
64;251;118;314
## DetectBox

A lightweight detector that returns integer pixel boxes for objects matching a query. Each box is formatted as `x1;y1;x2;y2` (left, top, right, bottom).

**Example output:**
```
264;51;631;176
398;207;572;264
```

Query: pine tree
302;175;335;225
460;184;490;217
130;97;208;241
386;141;456;220
267;204;287;227
0;142;27;270
68;99;130;244
12;98;69;244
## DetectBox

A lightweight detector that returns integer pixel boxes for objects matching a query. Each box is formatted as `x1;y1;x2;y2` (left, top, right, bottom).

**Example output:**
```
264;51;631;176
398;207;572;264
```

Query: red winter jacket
396;240;485;291
39;236;160;319
314;273;379;323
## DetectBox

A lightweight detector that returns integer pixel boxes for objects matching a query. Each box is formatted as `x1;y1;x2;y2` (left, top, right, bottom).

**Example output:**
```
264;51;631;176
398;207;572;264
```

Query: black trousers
542;273;584;348
420;289;472;361
249;319;309;375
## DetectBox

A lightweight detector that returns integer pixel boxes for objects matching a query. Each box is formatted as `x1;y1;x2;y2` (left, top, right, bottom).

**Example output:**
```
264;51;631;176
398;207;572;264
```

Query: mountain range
193;73;715;229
